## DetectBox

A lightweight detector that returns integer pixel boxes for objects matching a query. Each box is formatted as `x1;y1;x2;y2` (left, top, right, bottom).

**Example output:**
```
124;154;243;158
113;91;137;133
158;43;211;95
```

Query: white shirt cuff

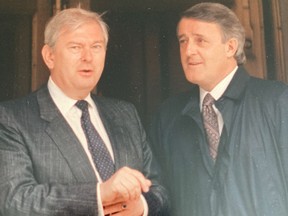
96;183;105;216
141;194;149;216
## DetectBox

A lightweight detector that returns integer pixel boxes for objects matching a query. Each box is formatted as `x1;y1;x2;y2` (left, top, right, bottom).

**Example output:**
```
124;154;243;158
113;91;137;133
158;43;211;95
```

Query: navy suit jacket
150;67;288;216
0;86;168;215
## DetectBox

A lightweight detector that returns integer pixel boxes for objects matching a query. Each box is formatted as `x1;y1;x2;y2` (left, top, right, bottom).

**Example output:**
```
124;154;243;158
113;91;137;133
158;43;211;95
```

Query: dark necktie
76;100;114;181
202;93;220;160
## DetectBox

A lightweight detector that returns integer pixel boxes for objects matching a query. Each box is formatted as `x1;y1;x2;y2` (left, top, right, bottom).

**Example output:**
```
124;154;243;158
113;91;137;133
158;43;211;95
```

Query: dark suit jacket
0;86;168;216
150;66;288;216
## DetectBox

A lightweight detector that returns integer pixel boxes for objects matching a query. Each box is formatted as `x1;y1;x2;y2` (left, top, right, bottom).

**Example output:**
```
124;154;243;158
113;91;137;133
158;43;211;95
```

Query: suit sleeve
129;103;170;215
0;108;99;216
276;88;288;183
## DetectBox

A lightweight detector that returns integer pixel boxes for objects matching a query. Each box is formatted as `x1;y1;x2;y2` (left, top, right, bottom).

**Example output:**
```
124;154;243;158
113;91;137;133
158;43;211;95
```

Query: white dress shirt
200;66;238;134
47;77;148;215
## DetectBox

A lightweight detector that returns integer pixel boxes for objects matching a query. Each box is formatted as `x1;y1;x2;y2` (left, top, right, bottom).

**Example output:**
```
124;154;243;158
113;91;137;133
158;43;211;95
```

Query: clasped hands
100;166;151;216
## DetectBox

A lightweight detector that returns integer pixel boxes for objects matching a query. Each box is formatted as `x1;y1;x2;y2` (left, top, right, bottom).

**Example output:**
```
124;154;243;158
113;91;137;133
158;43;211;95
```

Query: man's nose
81;47;93;62
186;41;197;56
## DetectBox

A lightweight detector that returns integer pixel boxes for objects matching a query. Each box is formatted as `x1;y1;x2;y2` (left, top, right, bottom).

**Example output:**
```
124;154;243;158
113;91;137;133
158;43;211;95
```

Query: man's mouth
188;61;202;66
80;69;92;73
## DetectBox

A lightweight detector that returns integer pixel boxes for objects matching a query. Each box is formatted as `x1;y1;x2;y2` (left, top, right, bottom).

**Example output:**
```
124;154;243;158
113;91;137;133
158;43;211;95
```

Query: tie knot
75;100;88;111
203;93;215;106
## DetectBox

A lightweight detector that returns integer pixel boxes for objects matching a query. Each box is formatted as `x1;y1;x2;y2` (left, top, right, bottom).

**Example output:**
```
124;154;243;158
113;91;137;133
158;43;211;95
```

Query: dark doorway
0;14;32;101
92;0;235;126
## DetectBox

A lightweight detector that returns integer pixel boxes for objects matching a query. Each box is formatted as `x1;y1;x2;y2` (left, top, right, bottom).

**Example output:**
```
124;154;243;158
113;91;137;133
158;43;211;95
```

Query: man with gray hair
0;7;168;216
150;2;288;215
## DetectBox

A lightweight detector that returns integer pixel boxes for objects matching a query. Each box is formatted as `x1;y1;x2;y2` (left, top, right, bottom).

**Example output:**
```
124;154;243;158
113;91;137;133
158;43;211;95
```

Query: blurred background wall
0;0;287;127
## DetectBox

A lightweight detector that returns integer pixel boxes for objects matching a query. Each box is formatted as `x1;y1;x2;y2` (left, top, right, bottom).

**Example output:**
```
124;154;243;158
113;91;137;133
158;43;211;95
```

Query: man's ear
41;44;55;70
225;38;238;58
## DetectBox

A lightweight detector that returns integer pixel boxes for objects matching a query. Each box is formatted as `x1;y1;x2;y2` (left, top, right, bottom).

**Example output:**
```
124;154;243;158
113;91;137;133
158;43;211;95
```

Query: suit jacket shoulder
92;95;136;117
154;85;198;127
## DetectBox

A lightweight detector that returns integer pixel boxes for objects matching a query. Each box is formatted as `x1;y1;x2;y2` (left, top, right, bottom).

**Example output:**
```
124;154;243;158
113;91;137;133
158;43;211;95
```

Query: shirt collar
48;77;95;115
200;66;238;107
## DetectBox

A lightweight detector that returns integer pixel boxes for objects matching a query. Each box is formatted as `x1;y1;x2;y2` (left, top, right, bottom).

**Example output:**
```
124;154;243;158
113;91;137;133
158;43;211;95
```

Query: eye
69;45;82;53
178;37;188;45
91;43;104;52
179;39;186;44
195;37;206;45
93;44;102;49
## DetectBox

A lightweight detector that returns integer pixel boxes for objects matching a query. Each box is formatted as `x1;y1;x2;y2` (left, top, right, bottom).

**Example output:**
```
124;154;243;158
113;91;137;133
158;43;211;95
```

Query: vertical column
69;0;90;9
31;0;51;91
271;0;288;82
233;0;267;78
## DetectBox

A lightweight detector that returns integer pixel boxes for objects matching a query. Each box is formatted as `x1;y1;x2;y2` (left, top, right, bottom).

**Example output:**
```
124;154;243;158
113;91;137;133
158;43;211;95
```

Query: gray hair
44;8;109;48
178;2;246;64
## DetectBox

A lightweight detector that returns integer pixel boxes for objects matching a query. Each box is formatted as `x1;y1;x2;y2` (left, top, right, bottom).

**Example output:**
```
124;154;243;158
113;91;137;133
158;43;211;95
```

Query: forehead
59;21;104;40
177;18;222;37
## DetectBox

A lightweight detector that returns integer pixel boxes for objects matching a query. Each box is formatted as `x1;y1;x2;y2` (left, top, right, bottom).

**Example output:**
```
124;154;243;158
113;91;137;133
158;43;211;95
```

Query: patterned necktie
202;93;220;160
76;100;114;181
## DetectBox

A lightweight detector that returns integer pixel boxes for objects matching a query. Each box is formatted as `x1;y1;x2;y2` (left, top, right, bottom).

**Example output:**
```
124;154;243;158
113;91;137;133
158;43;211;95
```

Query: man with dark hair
150;2;288;215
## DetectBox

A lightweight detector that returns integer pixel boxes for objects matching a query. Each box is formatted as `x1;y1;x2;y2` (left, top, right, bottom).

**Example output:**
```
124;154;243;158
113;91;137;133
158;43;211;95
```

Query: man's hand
100;166;151;206
104;198;144;216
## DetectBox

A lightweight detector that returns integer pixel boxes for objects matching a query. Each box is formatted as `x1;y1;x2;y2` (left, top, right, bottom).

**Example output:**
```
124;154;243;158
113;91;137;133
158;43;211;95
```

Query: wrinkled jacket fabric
0;86;169;216
150;67;288;216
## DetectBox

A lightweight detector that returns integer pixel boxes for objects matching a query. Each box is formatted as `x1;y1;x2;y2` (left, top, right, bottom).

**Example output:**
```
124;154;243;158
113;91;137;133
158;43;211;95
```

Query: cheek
54;52;68;67
180;51;187;65
94;54;106;69
179;46;186;56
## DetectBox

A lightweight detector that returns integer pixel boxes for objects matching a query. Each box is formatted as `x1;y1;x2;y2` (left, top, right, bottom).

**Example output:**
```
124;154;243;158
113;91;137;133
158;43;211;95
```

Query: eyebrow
177;33;205;39
93;39;105;43
67;39;105;45
177;34;186;39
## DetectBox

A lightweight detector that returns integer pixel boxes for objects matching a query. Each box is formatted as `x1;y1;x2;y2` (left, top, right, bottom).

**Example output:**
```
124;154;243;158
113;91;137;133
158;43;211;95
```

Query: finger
104;170;133;201
119;178;141;200
104;202;126;215
117;174;142;200
114;167;144;197
114;180;131;201
127;169;152;193
119;167;151;194
101;167;151;204
100;178;129;205
111;171;140;201
112;199;144;216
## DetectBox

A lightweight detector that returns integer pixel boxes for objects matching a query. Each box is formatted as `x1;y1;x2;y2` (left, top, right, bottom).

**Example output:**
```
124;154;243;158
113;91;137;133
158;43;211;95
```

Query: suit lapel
213;67;250;175
37;87;97;182
183;90;214;177
93;97;127;171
